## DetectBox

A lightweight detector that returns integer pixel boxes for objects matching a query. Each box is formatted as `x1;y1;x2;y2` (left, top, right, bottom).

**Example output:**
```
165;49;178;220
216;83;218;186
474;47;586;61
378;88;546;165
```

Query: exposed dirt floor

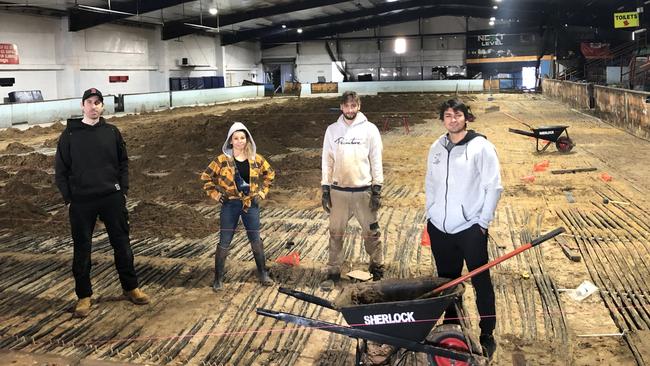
1;93;649;365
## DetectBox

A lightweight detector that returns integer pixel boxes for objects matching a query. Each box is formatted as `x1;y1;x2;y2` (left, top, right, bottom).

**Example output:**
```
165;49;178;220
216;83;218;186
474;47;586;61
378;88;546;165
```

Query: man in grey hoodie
425;99;502;359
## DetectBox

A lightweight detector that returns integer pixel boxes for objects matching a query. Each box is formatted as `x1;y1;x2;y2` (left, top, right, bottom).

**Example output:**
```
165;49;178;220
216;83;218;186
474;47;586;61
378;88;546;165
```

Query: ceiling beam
69;0;194;32
261;5;540;45
162;0;351;40
222;0;449;46
260;3;617;46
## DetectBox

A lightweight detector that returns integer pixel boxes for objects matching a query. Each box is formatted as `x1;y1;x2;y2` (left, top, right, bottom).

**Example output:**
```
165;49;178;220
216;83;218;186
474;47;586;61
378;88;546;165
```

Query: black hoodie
54;117;128;203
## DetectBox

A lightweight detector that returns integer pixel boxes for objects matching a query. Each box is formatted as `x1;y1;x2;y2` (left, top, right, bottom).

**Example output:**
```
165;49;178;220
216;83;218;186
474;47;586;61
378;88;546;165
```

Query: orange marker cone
276;252;300;266
600;172;613;182
521;175;536;183
421;227;431;247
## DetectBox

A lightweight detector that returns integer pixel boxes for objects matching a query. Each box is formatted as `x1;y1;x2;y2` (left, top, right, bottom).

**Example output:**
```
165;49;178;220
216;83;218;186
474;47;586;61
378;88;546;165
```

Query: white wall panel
0;12;223;102
79;70;154;95
262;44;297;58
379;20;419;36
296;41;337;83
0;13;62;101
421;16;467;33
224;41;262;86
170;85;262;106
0;97;114;127
0;70;59;102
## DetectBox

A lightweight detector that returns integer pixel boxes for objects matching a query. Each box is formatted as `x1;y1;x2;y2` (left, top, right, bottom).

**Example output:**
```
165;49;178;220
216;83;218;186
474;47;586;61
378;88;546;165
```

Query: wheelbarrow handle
422;227;566;297
508;127;536;137
257;308;281;319
278;287;337;309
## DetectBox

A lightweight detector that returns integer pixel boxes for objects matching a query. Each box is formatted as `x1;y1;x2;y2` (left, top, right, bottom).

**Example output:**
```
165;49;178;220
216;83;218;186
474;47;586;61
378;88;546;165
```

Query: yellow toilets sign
614;12;639;28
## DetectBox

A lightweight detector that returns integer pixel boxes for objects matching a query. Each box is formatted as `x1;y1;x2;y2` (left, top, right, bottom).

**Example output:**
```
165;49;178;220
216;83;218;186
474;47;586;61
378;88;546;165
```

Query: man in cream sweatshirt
321;91;384;288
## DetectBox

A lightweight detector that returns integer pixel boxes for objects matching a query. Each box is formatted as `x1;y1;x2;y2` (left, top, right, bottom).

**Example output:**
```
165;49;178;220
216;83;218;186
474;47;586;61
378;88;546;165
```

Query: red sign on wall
0;43;20;64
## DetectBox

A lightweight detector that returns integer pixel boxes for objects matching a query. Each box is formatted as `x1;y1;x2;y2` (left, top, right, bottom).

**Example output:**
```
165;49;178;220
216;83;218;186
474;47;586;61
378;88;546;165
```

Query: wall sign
466;33;538;59
614;12;639;28
0;43;20;64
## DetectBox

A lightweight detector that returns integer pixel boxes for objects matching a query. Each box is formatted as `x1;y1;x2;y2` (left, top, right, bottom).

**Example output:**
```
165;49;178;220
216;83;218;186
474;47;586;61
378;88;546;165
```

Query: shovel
418;227;565;299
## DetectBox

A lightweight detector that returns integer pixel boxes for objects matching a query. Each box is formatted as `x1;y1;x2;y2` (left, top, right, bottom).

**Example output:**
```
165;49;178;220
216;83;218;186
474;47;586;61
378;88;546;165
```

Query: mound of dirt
129;168;206;203
0;122;65;140
0;153;53;170
1;176;59;207
2;179;38;197
36;186;63;206
271;153;321;189
45;207;71;236
0;199;50;230
42;138;59;148
0;169;9;180
12;169;53;186
3;142;34;154
130;201;217;239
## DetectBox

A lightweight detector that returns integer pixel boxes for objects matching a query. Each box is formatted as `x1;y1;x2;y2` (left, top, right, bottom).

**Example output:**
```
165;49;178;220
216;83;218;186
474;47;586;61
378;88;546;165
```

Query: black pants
69;192;138;299
427;221;496;335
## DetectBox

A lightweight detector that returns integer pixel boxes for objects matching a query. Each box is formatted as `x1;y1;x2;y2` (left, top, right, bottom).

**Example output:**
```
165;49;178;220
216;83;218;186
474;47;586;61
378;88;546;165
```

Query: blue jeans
219;200;261;249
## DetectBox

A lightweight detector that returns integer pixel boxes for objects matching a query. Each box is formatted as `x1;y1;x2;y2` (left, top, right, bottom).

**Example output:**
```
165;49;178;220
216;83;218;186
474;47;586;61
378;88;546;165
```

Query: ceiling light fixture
282;24;287;28
490;16;496;21
493;5;498;9
77;4;134;16
209;7;218;15
184;23;220;32
394;37;406;54
297;28;303;33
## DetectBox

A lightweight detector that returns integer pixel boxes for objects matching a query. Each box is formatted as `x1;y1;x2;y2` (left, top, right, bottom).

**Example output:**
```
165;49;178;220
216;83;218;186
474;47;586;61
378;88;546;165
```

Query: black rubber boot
250;240;274;286
369;263;385;281
480;334;496;359
212;245;229;292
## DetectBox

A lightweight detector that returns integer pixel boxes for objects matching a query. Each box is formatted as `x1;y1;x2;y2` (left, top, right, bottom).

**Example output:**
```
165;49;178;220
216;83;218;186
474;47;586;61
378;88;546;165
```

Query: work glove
321;185;331;213
370;185;382;211
219;194;229;204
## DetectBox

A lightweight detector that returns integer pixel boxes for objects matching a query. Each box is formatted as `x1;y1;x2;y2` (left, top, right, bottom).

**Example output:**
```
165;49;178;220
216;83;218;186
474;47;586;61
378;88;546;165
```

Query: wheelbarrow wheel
426;324;472;366
556;136;573;153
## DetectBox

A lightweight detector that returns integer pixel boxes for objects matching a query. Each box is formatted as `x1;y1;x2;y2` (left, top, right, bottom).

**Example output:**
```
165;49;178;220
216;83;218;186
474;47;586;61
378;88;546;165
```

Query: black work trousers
427;221;496;335
69;192;138;299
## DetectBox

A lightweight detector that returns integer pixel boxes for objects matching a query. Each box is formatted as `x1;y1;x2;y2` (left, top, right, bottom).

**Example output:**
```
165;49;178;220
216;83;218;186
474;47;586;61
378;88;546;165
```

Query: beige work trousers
327;189;383;274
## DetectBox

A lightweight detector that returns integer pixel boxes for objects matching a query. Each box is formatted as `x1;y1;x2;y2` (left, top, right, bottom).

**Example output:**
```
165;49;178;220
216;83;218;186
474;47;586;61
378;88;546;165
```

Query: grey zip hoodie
222;121;256;159
425;130;503;234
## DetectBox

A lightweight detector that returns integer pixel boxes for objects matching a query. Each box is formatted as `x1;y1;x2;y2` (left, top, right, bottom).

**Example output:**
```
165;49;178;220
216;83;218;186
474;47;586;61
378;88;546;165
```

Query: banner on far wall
0;43;19;64
580;42;612;59
466;33;539;60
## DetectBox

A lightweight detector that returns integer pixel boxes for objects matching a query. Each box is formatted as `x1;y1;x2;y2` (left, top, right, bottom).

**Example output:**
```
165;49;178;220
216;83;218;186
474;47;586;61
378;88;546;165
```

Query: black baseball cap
82;88;103;103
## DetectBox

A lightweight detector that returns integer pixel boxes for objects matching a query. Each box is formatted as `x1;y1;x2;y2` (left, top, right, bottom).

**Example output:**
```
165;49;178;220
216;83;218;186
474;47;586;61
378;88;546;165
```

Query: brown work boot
123;288;150;305
73;297;91;318
320;272;341;291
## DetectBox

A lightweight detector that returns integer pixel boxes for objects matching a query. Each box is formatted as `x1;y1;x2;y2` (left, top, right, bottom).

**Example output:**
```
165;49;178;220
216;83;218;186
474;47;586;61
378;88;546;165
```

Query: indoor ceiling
0;0;639;46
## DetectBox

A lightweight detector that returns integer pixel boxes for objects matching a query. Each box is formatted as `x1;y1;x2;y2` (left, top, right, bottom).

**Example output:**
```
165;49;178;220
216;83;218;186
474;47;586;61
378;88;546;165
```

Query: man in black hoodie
55;88;149;318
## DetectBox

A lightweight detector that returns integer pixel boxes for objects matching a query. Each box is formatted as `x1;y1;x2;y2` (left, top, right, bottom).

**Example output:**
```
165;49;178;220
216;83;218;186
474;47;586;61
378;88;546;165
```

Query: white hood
222;122;256;158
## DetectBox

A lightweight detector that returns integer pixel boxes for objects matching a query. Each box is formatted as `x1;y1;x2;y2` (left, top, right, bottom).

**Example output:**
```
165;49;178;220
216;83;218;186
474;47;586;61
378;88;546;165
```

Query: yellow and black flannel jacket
201;153;275;210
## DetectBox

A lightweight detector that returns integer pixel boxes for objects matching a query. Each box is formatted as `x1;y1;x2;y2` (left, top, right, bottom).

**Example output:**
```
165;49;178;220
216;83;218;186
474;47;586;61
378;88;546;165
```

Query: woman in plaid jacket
201;122;275;291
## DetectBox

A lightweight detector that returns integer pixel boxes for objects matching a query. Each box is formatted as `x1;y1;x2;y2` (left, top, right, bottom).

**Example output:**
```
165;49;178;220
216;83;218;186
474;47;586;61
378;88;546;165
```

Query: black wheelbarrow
258;228;565;365
508;126;574;153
